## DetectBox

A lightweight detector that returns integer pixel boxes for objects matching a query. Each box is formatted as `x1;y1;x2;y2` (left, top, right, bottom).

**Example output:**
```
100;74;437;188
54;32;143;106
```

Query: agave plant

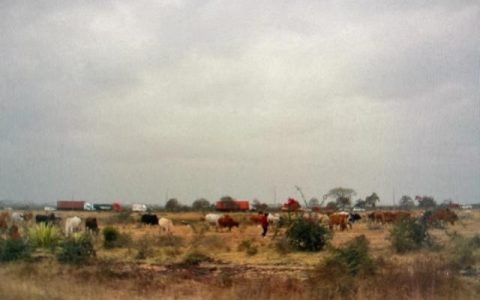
28;223;61;251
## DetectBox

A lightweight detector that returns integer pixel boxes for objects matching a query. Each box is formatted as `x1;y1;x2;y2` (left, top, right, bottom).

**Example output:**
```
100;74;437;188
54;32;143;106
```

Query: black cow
35;213;60;225
141;214;159;225
85;217;99;234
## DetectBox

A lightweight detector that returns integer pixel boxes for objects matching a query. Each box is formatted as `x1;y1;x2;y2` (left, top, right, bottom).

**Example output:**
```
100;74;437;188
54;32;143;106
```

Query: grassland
1;209;479;299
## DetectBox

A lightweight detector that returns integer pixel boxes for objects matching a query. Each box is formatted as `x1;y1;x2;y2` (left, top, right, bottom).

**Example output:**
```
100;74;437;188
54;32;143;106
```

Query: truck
215;200;250;212
57;200;85;211
93;204;113;211
132;203;148;212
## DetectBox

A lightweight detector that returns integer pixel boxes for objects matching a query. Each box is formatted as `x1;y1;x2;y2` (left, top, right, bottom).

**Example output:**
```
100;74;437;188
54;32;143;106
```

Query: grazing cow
85;217;99;234
205;213;222;228
218;215;239;231
65;216;82;237
250;214;264;224
0;216;7;232
267;213;281;225
141;214;159;225
11;212;24;224
329;212;350;231
9;225;21;240
427;208;458;225
35;213;59;225
159;217;174;235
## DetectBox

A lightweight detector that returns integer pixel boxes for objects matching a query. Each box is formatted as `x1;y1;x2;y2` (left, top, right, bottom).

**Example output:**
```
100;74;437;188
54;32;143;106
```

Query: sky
1;0;479;206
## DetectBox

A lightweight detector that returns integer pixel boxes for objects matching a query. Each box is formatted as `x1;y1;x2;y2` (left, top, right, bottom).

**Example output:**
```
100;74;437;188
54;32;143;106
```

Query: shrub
275;237;291;254
447;232;480;269
182;250;212;266
286;218;332;251
323;235;376;277
389;218;430;253
102;226;131;249
0;237;31;262
28;223;61;251
57;234;95;264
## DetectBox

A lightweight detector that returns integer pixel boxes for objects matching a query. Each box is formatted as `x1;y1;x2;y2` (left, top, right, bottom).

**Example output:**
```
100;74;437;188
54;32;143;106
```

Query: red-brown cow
329;213;349;231
428;208;458;225
218;215;239;231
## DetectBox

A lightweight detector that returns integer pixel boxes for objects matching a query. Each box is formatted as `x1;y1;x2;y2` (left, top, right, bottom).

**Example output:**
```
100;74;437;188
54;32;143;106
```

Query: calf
35;213;59;225
329;212;350;231
141;214;159;226
85;217;99;234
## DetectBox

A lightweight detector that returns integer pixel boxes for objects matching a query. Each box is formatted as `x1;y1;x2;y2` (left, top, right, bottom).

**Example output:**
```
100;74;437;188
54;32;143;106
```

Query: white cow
267;213;281;225
205;213;222;229
11;212;24;224
65;216;82;237
159;217;174;235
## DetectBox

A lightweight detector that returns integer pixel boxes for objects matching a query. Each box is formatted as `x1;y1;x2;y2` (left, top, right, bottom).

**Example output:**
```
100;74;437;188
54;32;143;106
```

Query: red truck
215;200;250;212
57;200;85;211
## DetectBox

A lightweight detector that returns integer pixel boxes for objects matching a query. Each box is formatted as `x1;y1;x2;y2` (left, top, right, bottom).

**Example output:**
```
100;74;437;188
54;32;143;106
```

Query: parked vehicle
57;200;85;211
132;203;148;212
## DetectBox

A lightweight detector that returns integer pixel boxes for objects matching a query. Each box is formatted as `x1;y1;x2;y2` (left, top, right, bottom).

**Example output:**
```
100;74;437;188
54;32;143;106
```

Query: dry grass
1;209;479;299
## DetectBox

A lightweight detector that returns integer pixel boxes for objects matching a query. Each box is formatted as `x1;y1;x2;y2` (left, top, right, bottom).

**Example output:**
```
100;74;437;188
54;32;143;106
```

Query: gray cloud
1;0;479;205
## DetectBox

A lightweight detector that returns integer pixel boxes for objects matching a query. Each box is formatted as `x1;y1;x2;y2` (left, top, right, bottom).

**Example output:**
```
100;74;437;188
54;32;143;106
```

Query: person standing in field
260;212;269;237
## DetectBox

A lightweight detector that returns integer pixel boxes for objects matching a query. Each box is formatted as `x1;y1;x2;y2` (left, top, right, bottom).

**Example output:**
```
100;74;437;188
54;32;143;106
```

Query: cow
85;217;99;234
267;213;281;225
218;215;239;231
141;214;159;226
11;212;24;224
329;212;350;231
427;208;458;225
250;214;264;224
65;216;82;237
159;217;174;235
23;212;33;222
0;216;7;232
35;213;59;225
205;213;222;228
9;224;21;240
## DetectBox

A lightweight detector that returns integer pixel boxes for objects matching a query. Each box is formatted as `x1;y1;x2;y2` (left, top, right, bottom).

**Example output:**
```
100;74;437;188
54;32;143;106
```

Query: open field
1;209;480;299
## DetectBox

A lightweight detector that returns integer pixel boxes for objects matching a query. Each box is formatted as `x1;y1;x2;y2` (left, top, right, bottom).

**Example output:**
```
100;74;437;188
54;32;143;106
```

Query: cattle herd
0;207;462;241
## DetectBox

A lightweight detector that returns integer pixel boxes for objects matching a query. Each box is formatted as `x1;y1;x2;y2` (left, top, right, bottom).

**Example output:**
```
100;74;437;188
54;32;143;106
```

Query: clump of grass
182;250;212;266
57;234;95;264
237;239;258;256
275;237;292;255
106;211;133;225
28;223;61;251
446;232;480;269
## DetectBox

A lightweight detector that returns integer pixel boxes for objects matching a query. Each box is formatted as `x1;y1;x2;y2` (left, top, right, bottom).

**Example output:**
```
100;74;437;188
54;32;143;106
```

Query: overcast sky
1;0;479;206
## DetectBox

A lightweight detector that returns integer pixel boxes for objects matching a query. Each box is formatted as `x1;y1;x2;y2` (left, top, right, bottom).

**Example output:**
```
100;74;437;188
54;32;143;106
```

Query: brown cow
85;217;99;234
428;208;458;225
9;225;21;240
218;215;239;231
329;213;349;231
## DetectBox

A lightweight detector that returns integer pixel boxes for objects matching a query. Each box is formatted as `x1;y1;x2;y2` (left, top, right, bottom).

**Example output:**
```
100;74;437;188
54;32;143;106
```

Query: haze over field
1;0;479;205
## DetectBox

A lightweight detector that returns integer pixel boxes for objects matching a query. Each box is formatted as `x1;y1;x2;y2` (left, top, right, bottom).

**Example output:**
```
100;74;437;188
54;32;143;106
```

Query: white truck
132;203;148;212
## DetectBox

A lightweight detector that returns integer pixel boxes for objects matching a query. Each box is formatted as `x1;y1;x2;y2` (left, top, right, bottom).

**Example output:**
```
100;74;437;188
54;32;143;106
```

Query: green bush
28;223;61;251
286;218;332;251
0;238;31;262
447;233;480;269
389;218;430;253
102;226;132;249
57;234;96;264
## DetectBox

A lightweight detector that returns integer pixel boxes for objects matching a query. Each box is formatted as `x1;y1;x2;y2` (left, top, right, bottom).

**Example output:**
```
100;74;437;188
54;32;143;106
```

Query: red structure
215;200;250;212
282;198;301;212
57;200;85;211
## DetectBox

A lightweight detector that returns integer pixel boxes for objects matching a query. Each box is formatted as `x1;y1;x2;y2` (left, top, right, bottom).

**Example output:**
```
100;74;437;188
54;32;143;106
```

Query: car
44;206;57;211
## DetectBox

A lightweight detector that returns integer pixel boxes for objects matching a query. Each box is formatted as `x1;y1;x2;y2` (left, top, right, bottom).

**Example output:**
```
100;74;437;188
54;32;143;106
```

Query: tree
399;195;415;209
308;198;320;208
355;199;366;208
252;199;268;212
325;187;356;209
365;193;380;208
165;198;181;212
416;196;437;210
192;198;210;211
325;201;338;210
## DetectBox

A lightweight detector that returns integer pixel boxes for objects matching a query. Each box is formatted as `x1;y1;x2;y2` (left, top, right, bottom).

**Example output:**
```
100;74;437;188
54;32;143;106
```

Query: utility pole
393;189;396;207
273;186;277;207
